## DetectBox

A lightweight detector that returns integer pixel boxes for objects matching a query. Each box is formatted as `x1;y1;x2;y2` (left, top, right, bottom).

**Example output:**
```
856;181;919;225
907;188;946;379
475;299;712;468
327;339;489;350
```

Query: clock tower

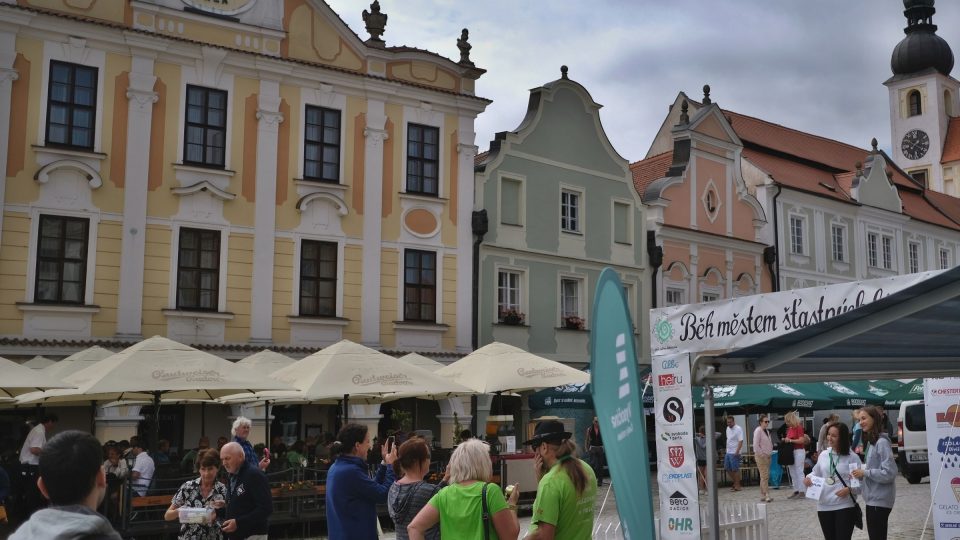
885;0;959;194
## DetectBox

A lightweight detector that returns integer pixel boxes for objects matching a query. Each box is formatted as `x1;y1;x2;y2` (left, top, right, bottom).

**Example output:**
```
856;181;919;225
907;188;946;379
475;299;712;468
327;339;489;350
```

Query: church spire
891;0;954;77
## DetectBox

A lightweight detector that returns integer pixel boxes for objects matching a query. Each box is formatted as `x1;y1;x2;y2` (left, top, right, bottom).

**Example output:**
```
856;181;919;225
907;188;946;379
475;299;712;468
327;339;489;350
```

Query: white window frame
560;187;583;234
940;247;952;270
498;176;525;227
177;65;235;170
908;241;921;274
788;214;806;255
168;223;230;313
495;267;525;322
664;287;686;307
881;235;894;270
401;105;445;198
867;232;879;268
830;222;847;262
866;231;895;270
701;291;720;303
38;39;106;152
298;86;346;183
25;209;99;305
611;199;633;245
291;236;345;318
558;274;585;324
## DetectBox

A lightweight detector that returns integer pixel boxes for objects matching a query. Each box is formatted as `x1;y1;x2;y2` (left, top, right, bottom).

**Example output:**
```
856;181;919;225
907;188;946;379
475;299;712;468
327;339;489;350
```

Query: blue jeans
723;453;741;471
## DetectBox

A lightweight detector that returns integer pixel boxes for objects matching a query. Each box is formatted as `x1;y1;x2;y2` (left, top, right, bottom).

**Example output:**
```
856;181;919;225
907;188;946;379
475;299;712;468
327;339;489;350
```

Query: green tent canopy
529;367;653;410
791;381;888;409
883;378;924;407
692;382;835;412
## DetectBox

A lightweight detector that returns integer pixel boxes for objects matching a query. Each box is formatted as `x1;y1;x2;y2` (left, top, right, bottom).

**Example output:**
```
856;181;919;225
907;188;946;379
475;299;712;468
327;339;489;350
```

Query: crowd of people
0;414;603;539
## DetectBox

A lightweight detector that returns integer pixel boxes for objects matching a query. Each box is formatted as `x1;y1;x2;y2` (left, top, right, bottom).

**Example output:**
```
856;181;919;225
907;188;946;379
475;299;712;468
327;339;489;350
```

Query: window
560;278;581;318
403;250;436;321
909;242;920;274
299;240;337;316
665;288;685;307
940;248;951;270
500;178;522;226
497;270;521;321
910;170;928;187
789;215;804;255
177;228;221;311
908;90;922;117
184;85;227;167
882;236;893;270
561;190;581;233
46;61;97;149
35;215;89;304
867;233;879;268
701;292;720;303
304;106;340;182
613;202;630;244
831;224;845;262
406;124;439;195
946;90;955;117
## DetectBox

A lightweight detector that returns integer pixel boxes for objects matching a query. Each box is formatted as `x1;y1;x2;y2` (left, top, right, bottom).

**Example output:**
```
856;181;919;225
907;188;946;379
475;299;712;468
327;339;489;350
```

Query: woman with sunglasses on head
850;406;897;539
804;422;862;540
408;438;519;540
524;420;597;540
753;415;774;503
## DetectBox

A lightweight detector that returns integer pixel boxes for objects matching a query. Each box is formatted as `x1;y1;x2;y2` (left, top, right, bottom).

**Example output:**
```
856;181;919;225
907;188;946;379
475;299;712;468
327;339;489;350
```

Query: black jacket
225;461;272;539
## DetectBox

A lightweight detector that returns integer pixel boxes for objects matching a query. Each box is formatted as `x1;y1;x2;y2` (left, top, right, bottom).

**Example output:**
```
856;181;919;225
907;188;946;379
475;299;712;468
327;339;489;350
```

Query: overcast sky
325;0;960;163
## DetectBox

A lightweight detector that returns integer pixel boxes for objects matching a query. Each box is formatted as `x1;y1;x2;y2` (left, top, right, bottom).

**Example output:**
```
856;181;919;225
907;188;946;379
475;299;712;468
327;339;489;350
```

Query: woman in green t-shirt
525;420;597;540
408;438;520;540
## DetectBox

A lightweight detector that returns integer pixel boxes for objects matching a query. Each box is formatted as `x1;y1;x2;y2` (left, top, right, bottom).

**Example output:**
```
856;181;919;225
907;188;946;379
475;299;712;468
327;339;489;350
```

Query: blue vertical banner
590;268;656;540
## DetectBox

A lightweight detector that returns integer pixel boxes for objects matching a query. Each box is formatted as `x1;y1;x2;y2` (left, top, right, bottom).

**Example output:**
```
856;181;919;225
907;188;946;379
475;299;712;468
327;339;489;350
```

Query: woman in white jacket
804;422;862;540
851;406;897;540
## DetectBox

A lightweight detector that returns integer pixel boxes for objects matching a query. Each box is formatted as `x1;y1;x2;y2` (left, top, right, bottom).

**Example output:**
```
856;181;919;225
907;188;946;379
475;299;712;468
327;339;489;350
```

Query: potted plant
499;308;525;325
563;315;585;330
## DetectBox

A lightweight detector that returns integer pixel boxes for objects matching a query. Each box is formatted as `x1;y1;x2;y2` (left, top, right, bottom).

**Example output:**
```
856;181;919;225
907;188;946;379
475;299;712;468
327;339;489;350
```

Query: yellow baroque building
0;0;489;358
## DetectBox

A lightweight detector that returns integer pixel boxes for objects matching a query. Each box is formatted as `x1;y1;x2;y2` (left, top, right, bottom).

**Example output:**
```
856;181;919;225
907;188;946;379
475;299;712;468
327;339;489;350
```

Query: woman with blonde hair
753;415;773;503
408;438;520;540
782;411;808;499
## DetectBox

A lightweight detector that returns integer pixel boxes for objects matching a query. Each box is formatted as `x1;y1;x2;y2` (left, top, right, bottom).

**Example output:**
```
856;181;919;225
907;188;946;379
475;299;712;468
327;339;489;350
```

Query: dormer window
908;90;922;117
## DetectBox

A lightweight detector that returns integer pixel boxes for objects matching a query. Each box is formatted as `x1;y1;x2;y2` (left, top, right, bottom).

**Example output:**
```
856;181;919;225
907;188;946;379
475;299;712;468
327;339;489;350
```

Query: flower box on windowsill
556;326;589;332
500;315;524;326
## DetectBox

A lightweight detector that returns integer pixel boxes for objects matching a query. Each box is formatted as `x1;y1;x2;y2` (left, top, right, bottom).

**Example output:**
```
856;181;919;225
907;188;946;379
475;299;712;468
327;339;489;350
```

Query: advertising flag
652;353;701;538
590;268;655;540
923;377;960;539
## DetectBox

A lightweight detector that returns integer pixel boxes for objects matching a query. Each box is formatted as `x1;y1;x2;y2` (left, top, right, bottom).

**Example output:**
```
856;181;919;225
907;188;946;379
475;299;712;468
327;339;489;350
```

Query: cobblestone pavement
384;475;934;539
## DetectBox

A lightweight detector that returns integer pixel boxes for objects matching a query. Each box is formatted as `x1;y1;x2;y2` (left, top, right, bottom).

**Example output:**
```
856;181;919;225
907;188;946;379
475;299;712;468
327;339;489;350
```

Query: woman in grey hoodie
851;406;897;540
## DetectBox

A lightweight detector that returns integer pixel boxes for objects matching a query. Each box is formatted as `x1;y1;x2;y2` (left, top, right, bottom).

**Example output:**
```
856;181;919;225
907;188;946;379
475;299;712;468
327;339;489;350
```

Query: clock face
901;129;930;160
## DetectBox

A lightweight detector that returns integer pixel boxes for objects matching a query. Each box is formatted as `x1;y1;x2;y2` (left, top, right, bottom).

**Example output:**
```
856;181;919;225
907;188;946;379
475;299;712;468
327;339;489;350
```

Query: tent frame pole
704;385;719;540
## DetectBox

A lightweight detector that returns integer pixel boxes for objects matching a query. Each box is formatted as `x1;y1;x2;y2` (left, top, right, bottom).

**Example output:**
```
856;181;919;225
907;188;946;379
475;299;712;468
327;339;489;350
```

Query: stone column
474;394;493;439
94;403;144;443
455;116;478;353
436;396;471;448
249;79;283;343
347;403;383;438
0;30;20;257
360;100;387;346
116;54;158;337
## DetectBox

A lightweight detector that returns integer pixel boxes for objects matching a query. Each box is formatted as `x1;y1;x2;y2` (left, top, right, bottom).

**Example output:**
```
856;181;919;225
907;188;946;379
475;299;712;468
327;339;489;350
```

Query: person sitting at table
164;448;227;540
180;436;210;474
286;441;307;469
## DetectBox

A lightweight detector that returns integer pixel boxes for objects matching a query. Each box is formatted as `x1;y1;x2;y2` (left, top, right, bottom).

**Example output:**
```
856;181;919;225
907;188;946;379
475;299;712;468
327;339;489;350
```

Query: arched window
908;90;922;116
946;90;955;117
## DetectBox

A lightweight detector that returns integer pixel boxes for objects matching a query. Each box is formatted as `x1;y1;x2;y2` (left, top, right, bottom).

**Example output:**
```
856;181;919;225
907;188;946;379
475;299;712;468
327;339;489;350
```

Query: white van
897;399;928;484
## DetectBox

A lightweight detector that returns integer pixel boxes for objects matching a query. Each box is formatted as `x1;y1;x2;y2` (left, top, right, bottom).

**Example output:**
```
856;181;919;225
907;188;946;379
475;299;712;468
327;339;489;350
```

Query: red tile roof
475;150;489;166
902;190;960;229
629;151;673;196
923;190;960;228
943;117;960;163
741;149;853;203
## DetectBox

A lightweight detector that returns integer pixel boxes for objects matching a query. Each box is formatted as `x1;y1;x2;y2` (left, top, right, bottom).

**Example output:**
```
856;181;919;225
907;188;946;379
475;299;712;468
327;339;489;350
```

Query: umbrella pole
265;400;270;447
704;385;719;540
344;394;349;424
200;401;205;437
90;400;96;434
152;392;161;454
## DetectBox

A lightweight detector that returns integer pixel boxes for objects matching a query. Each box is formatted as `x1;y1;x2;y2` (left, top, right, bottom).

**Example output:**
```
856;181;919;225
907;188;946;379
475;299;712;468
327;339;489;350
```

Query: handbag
481;482;491;540
777;447;795;465
836;471;864;529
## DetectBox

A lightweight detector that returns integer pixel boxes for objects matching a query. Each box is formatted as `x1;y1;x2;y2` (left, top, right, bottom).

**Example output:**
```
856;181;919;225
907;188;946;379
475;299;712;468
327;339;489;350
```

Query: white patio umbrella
0;356;75;398
435;342;591;394
22;355;55;369
398;352;446;372
237;349;296;375
244;340;473;422
16;336;294;450
40;346;114;380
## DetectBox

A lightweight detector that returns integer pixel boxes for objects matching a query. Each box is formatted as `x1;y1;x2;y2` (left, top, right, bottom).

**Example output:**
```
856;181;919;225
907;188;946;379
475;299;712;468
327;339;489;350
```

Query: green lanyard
828;452;837;479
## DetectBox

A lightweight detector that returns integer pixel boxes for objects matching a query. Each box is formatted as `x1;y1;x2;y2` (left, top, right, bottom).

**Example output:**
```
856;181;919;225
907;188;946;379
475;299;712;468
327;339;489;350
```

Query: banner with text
653;352;701;538
923;377;960;540
590;269;656;540
650;270;942;356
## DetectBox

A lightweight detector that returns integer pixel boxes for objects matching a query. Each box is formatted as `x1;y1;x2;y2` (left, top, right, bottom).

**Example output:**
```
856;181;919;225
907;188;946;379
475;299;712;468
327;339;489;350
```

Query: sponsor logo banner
925;378;960;539
650;270;942;355
653;352;700;538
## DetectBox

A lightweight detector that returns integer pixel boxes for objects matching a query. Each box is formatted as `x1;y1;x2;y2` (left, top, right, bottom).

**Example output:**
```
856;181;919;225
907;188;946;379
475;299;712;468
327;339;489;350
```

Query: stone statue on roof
362;1;387;46
457;28;473;66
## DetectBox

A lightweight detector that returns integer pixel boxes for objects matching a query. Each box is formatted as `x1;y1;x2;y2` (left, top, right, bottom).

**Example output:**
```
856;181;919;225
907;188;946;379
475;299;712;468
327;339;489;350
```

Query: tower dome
891;0;954;77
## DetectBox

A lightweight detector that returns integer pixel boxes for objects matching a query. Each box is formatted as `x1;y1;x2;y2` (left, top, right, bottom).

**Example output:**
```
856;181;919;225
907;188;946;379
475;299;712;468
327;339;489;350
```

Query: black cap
523;420;572;446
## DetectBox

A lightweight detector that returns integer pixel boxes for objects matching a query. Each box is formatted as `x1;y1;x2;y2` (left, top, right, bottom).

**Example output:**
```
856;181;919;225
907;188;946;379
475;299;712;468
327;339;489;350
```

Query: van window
905;404;926;432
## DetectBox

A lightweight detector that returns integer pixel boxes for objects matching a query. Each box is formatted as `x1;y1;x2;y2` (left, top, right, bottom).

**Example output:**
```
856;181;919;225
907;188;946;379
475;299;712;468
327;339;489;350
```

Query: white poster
650;270;942;356
652;353;701;538
923;377;960;540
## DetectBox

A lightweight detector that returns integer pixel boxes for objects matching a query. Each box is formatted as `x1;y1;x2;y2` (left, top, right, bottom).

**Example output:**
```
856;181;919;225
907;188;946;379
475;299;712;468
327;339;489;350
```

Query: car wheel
906;470;923;484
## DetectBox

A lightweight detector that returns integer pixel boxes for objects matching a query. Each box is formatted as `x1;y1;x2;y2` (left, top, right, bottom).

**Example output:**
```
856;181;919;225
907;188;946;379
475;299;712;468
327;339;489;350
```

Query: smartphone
386;436;395;454
263;448;270;460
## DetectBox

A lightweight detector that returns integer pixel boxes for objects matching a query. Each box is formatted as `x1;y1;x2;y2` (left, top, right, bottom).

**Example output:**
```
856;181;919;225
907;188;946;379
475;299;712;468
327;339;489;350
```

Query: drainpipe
646;230;664;308
766;183;783;292
470;209;488;436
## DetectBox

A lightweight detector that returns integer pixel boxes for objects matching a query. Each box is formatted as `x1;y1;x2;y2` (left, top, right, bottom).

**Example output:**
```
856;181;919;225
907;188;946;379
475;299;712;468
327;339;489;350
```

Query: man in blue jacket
220;442;272;539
